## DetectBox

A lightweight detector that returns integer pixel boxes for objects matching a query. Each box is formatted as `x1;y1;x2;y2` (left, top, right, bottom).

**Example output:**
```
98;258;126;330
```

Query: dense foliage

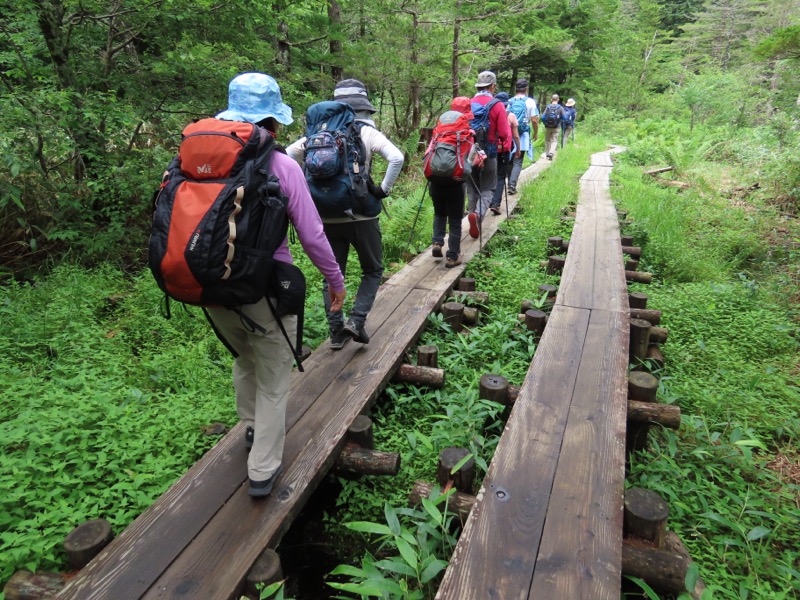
2;0;800;598
1;0;798;276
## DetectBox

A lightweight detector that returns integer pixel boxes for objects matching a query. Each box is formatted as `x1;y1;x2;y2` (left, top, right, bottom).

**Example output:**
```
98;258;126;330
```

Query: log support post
479;374;510;405
64;518;114;570
3;571;66;600
546;255;566;274
441;301;464;332
437;447;475;493
524;309;547;336
626;271;653;284
245;549;283;600
409;481;476;523
392;364;445;389
628;292;648;309
458;277;476;292
417;345;439;368
347;415;374;449
629;318;652;365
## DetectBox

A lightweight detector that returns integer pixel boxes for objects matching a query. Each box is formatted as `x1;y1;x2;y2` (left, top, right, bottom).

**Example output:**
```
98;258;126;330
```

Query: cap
475;71;496;88
215;73;293;125
515;78;528;91
333;79;376;113
494;91;510;106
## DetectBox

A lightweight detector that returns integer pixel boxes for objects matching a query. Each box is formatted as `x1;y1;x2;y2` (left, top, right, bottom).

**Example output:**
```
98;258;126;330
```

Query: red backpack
148;118;289;307
423;111;478;181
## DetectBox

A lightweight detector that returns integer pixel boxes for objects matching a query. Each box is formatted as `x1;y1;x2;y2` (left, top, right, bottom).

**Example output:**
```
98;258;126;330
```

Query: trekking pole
407;180;430;254
504;153;511;218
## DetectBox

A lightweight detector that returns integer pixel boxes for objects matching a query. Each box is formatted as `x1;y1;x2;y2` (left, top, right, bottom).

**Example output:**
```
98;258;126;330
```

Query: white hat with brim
566;98;576;107
216;72;293;125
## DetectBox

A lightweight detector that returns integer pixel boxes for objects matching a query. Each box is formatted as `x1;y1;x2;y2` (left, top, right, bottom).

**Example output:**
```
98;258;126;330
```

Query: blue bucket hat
494;91;510;106
216;73;293;125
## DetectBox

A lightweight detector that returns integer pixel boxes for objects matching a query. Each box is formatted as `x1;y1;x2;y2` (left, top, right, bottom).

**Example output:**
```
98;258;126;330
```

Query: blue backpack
303;101;379;219
542;104;562;129
508;97;529;134
470;98;501;158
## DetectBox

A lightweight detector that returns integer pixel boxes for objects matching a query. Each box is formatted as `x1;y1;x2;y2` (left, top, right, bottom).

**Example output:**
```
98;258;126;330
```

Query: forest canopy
0;0;798;275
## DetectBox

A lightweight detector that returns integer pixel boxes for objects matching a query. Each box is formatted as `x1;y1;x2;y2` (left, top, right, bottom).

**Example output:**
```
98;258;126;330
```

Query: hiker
287;79;404;349
467;71;512;238
424;96;476;268
506;79;539;195
561;98;577;148
488;92;520;215
541;94;565;160
207;73;346;497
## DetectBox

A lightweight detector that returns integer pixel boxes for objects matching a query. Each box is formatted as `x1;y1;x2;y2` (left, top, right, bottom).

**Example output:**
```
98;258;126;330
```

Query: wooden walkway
436;148;629;599
54;159;552;600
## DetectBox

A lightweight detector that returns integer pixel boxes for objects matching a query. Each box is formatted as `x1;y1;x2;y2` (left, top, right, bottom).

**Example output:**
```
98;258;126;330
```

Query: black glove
368;180;389;199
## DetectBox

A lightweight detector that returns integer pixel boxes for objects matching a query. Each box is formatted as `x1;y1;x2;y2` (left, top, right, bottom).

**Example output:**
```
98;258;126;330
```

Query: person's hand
515;150;521;158
329;288;346;312
368;181;388;199
533;133;538;141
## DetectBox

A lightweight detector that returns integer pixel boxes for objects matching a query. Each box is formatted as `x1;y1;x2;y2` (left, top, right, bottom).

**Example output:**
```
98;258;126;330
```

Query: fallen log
644;166;674;176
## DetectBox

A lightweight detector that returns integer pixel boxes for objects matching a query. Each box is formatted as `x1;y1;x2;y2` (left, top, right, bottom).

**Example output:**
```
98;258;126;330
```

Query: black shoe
245;426;254;450
343;319;370;344
432;243;443;258
490;206;501;215
508;186;517;195
248;465;283;498
330;328;349;350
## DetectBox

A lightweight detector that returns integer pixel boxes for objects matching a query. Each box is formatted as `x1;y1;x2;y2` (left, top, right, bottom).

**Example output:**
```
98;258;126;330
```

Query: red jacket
471;92;512;152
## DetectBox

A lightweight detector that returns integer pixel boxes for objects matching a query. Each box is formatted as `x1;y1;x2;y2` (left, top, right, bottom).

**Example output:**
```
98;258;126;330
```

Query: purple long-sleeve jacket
269;151;345;293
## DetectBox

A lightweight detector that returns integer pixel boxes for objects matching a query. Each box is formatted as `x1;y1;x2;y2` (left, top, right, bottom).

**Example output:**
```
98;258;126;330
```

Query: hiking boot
330;327;349;350
343;319;370;344
432;243;443;258
245;426;254;450
490;206;501;215
248;465;283;498
508;186;517;195
445;256;462;268
468;212;480;239
546;153;553;160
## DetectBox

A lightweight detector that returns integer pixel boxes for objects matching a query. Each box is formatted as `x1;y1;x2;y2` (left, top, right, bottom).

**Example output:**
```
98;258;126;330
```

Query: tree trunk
328;0;343;81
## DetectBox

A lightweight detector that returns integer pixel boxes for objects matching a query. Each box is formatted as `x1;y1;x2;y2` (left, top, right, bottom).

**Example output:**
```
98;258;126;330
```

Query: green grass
610;137;800;598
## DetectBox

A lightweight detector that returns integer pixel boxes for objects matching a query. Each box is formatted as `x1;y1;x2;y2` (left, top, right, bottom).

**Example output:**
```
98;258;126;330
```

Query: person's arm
362;126;404;194
271;154;345;307
284;137;307;166
492;102;512;149
509;114;521;157
530;100;539;140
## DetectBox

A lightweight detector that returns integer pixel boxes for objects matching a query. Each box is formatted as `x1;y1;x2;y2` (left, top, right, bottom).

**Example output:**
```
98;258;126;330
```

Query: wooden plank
435;305;591;599
141;288;441;600
557;174;627;313
54;284;418;600
591;152;614;167
528;308;628;599
556;190;598;310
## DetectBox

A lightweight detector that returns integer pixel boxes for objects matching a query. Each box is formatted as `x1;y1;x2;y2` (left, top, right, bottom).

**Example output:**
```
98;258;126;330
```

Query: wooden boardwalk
436;148;629;599
54;159;552;600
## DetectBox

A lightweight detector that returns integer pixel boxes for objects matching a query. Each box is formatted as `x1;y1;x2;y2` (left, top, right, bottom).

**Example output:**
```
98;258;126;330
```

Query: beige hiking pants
207;299;297;481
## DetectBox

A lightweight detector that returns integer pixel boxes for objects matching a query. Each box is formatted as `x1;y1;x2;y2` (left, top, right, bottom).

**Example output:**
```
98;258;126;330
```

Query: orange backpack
423;110;477;181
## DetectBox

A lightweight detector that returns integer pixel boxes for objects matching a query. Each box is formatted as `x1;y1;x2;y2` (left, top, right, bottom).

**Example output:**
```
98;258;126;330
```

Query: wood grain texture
436;305;591;599
528;309;628;599
140;289;441;600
